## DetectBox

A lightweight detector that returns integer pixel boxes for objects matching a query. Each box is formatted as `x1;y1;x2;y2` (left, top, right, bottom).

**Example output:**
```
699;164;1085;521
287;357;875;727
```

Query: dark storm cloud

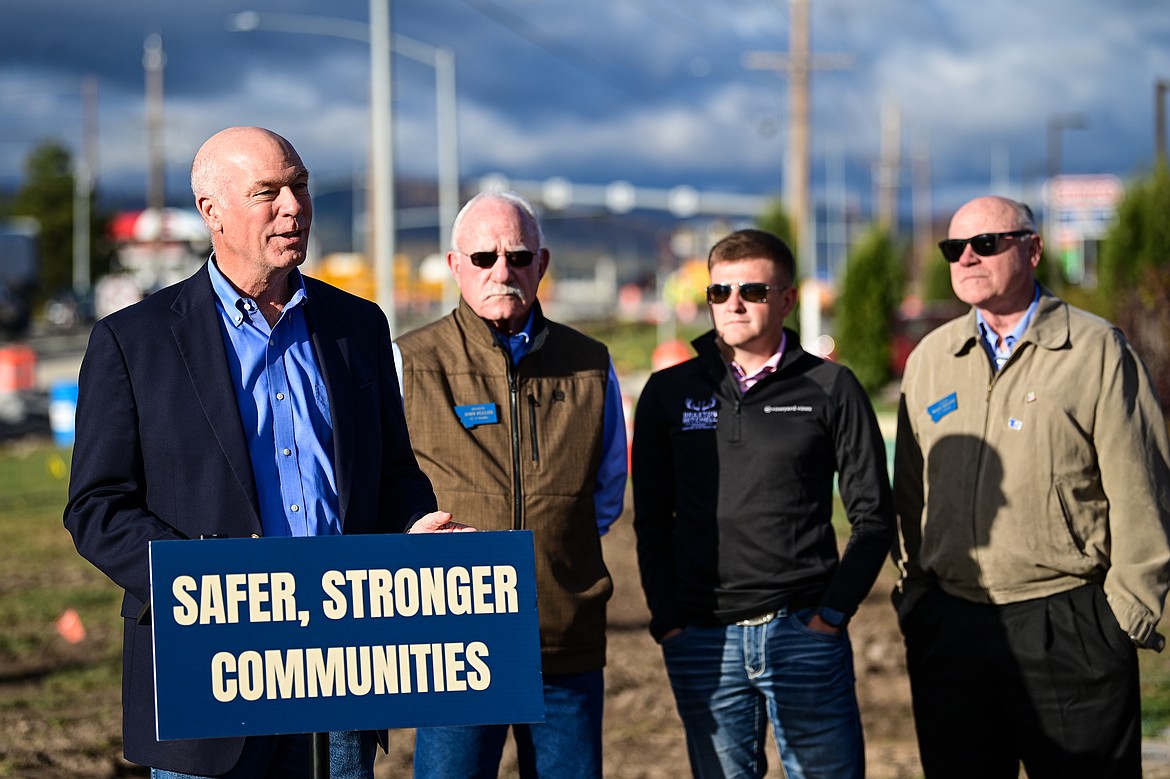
2;0;1169;216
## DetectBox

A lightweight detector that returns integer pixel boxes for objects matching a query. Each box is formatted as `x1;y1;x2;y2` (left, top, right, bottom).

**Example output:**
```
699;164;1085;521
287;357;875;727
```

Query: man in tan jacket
894;195;1170;778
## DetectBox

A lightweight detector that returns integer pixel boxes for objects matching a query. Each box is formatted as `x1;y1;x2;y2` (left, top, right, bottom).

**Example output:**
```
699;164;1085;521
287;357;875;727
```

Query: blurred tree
1096;163;1170;407
757;200;801;336
836;225;904;394
1113;264;1170;408
1097;162;1170;321
3;140;110;308
5;142;74;300
757;200;796;252
922;248;955;304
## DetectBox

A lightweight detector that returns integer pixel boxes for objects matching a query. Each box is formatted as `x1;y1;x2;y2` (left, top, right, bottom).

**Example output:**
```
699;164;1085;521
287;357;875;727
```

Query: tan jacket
893;289;1170;649
396;300;613;673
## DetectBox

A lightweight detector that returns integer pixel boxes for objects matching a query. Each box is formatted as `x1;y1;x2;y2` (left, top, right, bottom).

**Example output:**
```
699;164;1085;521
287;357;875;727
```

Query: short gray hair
450;190;543;252
190;153;224;204
1012;200;1038;232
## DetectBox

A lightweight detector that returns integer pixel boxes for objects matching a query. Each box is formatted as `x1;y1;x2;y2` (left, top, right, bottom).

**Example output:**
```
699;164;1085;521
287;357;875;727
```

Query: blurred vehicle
43;288;94;332
0;218;39;338
108;207;208;296
890;303;966;377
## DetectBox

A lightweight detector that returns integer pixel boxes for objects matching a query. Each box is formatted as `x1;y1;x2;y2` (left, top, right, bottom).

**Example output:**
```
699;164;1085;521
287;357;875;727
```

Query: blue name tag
927;392;958;423
455;403;499;429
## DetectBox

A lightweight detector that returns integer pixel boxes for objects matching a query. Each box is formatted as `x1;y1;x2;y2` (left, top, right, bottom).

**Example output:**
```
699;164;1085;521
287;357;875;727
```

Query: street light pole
226;7;460;334
369;0;395;331
1046;113;1087;183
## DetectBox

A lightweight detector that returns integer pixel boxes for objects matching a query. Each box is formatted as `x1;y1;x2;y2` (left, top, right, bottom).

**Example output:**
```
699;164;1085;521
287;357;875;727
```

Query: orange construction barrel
0;344;36;394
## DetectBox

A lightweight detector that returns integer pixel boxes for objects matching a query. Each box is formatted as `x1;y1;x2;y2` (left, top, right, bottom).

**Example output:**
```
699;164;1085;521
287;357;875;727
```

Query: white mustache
484;283;525;301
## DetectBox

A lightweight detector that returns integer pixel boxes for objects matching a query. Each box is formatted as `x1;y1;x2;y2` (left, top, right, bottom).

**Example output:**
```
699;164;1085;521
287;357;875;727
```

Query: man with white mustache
394;191;628;778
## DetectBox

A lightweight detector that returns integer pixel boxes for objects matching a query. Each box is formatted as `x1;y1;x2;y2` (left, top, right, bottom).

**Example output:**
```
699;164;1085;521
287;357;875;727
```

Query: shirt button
276;392;285;401
291;504;300;513
283;448;292;456
270;339;275;346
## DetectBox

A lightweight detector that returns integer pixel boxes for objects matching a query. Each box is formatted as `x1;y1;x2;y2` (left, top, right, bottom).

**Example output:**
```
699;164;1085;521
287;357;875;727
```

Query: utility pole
369;0;396;332
910;138;932;303
143;33;167;289
1157;78;1169;166
73;75;98;298
144;35;165;220
785;0;809;250
742;0;852;251
876;100;902;233
743;0;851;354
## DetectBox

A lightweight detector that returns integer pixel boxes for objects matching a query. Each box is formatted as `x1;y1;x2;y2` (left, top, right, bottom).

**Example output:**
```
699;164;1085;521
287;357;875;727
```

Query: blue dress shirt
976;284;1041;372
208;259;341;537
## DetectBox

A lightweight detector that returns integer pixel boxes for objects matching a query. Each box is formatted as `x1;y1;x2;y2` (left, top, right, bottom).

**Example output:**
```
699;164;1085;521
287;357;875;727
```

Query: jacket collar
454;297;549;356
946;285;1070;357
169;262;263;527
692;327;807;385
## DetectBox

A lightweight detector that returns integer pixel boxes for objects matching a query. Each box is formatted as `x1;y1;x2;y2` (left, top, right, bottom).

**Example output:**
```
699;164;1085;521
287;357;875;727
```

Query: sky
2;0;1169;228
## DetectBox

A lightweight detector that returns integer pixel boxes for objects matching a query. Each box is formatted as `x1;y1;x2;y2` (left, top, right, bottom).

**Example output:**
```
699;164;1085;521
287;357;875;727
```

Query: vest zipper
528;394;541;463
506;357;524;530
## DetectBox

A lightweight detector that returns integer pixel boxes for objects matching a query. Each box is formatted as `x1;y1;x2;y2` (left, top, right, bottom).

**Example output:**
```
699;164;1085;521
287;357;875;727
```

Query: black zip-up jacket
632;329;895;641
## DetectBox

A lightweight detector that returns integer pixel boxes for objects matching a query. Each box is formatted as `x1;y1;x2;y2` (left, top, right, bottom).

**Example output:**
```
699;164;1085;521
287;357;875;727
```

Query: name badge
927;392;958;423
455;403;499;429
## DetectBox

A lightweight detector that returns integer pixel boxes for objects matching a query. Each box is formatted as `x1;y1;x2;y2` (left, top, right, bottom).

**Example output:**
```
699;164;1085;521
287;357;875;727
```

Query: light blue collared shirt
208;259;341;537
976;284;1041;372
393;309;627;536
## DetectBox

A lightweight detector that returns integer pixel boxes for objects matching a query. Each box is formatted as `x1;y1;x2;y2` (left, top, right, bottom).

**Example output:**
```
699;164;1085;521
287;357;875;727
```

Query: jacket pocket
527;394;540;464
1053;476;1105;559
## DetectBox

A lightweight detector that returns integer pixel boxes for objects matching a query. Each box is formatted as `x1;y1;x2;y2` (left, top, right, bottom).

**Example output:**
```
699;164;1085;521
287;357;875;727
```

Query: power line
460;0;648;99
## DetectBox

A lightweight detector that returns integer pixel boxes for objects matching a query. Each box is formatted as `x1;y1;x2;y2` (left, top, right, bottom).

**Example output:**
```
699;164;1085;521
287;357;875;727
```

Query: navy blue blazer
64;264;437;774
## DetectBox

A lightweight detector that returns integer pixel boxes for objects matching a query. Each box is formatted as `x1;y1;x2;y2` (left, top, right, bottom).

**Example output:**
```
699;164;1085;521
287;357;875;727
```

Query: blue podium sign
149;531;543;740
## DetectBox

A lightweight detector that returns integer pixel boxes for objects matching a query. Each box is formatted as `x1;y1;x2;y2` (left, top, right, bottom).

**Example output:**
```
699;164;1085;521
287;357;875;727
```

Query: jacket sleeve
822;367;897;621
63;319;184;606
593;361;628;536
631;373;683;641
890;385;932;625
1097;328;1170;650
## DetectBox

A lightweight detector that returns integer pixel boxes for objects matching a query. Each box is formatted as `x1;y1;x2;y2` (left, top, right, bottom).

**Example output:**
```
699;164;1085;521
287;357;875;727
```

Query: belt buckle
735;611;776;627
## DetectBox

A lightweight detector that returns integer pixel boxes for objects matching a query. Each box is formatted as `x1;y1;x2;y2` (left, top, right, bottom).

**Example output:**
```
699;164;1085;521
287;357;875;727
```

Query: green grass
1142;652;1170;737
575;319;707;376
0;441;124;767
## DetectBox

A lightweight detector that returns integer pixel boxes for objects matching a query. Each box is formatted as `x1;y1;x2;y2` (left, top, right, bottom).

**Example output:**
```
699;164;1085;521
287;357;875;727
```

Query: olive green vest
396;300;613;673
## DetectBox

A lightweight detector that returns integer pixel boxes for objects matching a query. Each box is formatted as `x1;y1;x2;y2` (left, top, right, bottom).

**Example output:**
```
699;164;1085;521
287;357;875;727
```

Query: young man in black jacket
632;228;895;779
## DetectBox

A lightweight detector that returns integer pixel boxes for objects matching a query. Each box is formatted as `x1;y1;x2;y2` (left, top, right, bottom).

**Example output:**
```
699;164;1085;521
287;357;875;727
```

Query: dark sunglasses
706;282;770;305
462;250;536;268
938;230;1034;263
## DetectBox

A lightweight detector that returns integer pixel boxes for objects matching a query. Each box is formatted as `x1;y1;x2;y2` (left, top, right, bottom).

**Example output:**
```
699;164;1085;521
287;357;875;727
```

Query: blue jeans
413;670;604;779
151;731;377;779
661;608;864;779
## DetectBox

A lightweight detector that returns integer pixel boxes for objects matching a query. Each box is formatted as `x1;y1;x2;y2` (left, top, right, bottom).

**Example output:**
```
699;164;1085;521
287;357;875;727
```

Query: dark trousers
903;583;1140;779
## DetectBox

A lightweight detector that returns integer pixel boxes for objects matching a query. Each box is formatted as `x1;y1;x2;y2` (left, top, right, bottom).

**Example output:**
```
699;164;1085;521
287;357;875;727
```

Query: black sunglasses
461;250;537;268
938;230;1034;263
706;282;770;305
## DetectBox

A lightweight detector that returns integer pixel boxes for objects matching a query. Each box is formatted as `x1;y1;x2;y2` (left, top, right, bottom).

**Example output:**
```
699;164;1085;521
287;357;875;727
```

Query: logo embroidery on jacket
681;397;718;430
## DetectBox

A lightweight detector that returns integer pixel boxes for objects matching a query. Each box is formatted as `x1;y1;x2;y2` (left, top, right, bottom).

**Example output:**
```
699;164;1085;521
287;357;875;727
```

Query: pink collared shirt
729;332;786;395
